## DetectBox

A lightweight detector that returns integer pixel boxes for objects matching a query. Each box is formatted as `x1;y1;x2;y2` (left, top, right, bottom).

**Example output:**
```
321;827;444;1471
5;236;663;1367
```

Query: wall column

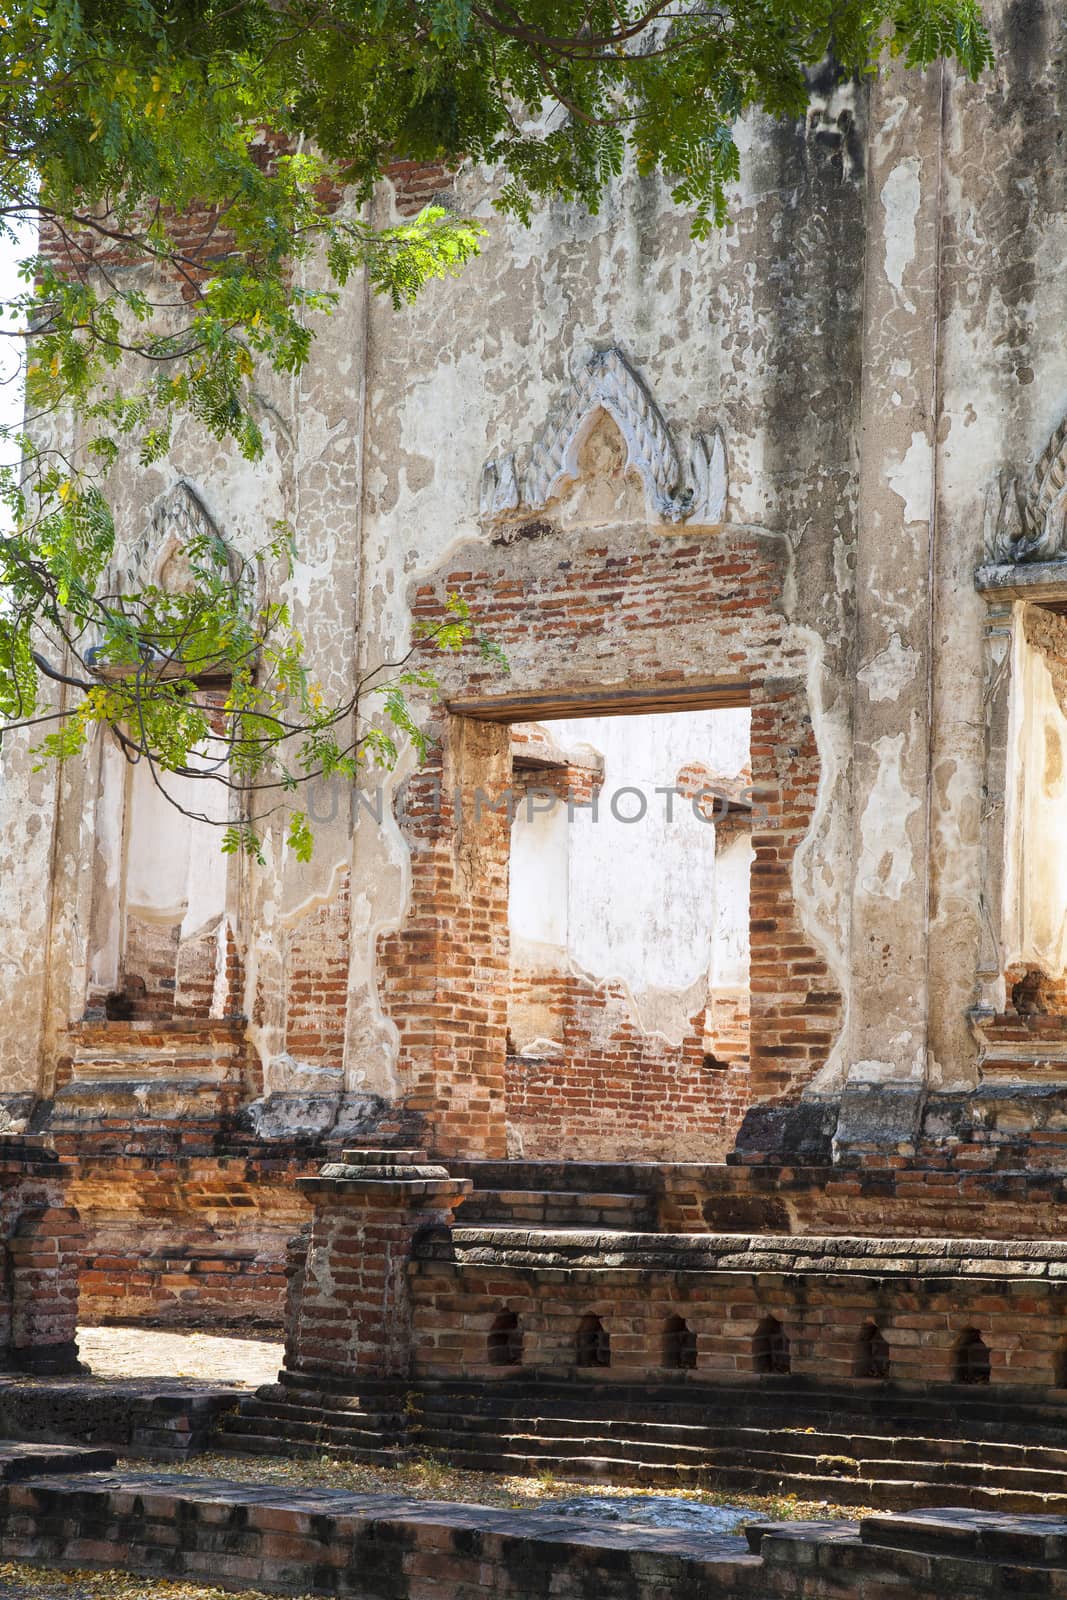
284;1148;470;1379
836;61;945;1155
382;715;512;1158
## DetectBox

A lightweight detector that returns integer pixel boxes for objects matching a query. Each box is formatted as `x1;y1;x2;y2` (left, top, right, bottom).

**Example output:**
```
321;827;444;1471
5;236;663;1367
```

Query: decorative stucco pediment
480;347;727;526
92;483;258;670
118;480;237;596
987;414;1067;565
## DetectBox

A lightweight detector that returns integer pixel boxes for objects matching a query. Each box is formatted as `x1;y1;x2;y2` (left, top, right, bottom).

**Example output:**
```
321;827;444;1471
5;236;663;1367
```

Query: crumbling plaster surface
0;725;62;1098
348;81;865;1101
1003;618;1067;978
0;237;371;1102
4;0;1067;1130
927;0;1067;1087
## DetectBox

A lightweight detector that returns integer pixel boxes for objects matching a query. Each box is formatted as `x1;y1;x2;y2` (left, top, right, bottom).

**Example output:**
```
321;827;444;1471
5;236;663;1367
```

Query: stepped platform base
0;1375;243;1459
2;1471;1067;1598
0;1442;116;1478
219;1374;1067;1514
451;1156;1067;1237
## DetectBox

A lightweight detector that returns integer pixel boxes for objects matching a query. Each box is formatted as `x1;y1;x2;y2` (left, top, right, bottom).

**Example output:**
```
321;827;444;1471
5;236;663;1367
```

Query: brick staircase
216;1372;1067;1513
215;1374;412;1465
50;1019;253;1148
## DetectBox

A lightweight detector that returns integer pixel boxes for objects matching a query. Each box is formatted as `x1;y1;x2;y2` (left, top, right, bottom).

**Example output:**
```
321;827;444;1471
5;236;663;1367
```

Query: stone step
414;1381;1067;1445
456;1188;655;1229
238;1394;405;1426
217;1374;1067;1514
0;1376;243;1461
261;1382;409;1421
449;1160;664;1197
0;1442;117;1478
413;1410;1067;1472
218;1412;397;1449
214;1430;405;1465
253;1380;406;1410
412;1423;1067;1492
421;1447;1067;1513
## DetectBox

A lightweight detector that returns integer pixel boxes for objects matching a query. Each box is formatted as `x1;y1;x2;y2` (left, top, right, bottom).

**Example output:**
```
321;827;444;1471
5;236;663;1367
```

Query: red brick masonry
0;1474;1062;1599
412;1227;1067;1389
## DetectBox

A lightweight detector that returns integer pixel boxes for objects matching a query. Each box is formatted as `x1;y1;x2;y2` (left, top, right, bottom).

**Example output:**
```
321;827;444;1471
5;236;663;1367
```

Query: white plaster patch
789;621;851;1095
881;158;920;301
857;632;920;704
887;431;933;525
848;1058;923;1085
857;734;921;901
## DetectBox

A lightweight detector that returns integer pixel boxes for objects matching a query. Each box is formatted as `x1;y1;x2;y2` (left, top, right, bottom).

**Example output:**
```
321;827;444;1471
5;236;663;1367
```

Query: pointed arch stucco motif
480;347;728;526
149;480;228;587
117;480;234;595
114;480;263;618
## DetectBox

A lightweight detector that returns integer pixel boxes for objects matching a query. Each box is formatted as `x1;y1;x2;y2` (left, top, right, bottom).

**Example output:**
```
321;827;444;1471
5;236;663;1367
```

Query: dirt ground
0;1566;318;1600
76;1326;283;1388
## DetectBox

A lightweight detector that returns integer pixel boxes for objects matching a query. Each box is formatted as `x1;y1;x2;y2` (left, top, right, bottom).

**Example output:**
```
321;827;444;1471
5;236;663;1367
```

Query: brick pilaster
285;1149;471;1379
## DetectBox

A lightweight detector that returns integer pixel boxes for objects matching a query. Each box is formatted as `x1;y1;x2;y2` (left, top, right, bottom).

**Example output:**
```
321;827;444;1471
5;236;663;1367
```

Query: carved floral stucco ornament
988;414;1067;564
117;480;232;595
480;347;728;525
90;481;258;669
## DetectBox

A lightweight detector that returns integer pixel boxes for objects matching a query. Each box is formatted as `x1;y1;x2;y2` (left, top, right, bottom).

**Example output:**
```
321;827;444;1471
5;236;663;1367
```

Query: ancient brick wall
5;1474;1050;1600
388;160;456;215
8;1208;83;1372
704;989;750;1067
505;976;750;1161
448;1156;1067;1240
378;722;513;1158
411;1233;1067;1391
122;918;181;1008
71;1153;314;1329
672;1160;1067;1239
0;1142;83;1372
284;874;351;1067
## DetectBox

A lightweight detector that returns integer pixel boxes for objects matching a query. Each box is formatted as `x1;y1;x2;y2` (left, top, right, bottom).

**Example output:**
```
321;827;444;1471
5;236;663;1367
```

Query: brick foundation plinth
285;1150;471;1379
3;1472;1067;1599
412;1227;1067;1390
69;1151;319;1329
0;1138;82;1374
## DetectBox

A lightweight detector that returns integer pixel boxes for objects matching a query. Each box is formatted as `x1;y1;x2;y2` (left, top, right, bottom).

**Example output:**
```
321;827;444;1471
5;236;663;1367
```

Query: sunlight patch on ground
76;1327;283;1389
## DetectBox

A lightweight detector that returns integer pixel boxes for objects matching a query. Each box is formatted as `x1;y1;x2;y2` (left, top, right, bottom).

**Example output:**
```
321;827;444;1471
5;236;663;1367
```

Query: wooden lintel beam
446;680;752;724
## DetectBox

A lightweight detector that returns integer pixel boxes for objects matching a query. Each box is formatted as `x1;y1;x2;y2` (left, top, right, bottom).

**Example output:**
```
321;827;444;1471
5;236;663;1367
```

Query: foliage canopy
0;0;991;854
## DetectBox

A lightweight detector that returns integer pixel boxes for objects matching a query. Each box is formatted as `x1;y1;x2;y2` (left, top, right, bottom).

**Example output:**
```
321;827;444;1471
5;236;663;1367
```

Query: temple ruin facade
3;9;1065;1183
0;0;1066;1413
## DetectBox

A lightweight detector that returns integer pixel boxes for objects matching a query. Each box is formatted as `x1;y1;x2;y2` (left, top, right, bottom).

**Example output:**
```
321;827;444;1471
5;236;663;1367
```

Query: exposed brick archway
378;522;841;1160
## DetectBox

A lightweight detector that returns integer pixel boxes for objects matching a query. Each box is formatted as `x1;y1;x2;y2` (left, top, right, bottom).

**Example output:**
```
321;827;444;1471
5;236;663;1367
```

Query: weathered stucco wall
3;0;1067;1160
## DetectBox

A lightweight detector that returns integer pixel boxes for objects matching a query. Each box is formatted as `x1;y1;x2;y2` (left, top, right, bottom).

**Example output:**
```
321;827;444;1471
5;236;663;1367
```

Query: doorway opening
505;704;752;1160
87;691;239;1024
